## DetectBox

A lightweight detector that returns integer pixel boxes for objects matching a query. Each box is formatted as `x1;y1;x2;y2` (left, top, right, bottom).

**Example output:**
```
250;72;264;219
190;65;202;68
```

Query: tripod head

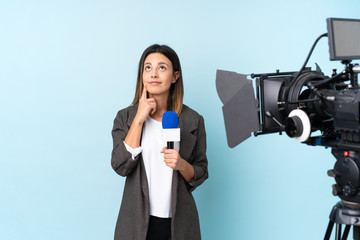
329;149;360;203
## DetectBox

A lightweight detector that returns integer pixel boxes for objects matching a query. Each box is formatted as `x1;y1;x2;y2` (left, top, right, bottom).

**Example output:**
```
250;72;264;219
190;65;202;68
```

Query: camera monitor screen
327;18;360;61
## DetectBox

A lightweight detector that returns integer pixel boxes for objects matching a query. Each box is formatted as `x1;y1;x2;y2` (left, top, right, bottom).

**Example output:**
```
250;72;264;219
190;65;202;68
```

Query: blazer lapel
179;108;197;162
172;106;198;221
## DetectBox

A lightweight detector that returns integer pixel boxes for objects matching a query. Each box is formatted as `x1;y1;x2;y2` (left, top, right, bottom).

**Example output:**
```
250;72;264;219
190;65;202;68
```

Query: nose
151;68;158;78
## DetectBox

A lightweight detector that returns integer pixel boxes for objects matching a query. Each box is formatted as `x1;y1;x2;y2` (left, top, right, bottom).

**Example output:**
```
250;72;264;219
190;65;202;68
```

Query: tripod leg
324;220;335;240
354;226;360;240
335;224;342;240
341;225;350;240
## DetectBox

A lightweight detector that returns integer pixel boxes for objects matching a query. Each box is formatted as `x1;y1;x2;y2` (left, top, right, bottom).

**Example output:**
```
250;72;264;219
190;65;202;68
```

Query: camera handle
351;64;360;87
341;60;360;88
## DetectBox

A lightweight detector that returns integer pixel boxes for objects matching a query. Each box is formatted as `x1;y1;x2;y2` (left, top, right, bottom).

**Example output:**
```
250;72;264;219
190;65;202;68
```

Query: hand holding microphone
161;111;184;170
161;146;184;170
161;111;195;182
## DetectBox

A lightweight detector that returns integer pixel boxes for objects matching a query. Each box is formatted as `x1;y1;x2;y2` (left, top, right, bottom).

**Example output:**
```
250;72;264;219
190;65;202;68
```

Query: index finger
160;147;167;153
141;84;147;100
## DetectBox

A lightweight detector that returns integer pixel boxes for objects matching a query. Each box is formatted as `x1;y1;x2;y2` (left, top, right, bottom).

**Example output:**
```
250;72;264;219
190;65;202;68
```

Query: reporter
111;44;208;240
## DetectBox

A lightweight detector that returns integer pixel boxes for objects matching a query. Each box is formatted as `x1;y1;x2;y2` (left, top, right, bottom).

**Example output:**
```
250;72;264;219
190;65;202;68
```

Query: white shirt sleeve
123;141;143;160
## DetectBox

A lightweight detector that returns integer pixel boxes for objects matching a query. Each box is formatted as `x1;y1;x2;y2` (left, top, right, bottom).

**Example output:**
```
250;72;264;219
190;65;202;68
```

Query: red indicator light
344;151;350;156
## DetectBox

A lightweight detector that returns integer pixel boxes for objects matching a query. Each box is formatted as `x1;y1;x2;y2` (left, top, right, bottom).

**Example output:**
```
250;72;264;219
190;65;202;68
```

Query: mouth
149;81;161;85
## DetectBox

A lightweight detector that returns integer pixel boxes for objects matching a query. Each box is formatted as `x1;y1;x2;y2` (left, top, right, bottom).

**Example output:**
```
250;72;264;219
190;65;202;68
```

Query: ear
172;71;180;83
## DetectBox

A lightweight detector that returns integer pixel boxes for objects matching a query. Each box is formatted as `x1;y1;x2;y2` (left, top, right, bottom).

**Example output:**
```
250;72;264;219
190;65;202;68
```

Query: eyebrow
144;62;169;66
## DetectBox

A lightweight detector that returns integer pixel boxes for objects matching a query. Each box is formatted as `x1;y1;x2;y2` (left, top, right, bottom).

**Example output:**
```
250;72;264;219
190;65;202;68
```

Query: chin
148;90;170;97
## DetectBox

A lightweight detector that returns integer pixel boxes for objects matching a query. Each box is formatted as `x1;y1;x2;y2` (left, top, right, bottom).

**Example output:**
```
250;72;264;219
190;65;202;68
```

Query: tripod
324;201;360;240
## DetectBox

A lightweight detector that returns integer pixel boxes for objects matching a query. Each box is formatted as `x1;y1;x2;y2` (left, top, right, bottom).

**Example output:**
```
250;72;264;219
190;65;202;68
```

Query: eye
144;65;151;71
159;66;166;71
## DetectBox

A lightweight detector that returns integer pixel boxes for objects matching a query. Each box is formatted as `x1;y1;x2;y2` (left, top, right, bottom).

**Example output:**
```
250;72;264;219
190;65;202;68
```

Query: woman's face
142;53;179;97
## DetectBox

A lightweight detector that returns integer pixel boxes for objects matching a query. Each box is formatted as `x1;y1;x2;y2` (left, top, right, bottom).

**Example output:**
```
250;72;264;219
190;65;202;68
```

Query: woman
111;44;208;240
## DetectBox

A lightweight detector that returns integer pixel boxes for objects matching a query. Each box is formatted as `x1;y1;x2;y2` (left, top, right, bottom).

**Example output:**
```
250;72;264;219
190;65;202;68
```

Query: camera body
254;66;360;143
252;65;360;203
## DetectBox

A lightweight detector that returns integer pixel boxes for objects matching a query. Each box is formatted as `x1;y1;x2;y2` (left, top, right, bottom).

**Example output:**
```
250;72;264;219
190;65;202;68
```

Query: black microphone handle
167;142;174;149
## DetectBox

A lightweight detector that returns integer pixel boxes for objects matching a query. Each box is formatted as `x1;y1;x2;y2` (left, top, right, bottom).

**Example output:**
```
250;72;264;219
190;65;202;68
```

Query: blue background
1;0;360;239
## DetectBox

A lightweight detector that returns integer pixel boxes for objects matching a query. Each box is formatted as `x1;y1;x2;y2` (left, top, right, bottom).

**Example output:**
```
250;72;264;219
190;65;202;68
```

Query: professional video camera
216;18;360;239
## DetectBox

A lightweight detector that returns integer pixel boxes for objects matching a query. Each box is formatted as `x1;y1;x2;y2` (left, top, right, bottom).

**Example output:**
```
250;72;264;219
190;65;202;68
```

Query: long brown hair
131;44;184;115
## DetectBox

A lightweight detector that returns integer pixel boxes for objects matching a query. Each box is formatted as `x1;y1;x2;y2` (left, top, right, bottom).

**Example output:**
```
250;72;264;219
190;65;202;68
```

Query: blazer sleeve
189;115;208;192
111;109;141;176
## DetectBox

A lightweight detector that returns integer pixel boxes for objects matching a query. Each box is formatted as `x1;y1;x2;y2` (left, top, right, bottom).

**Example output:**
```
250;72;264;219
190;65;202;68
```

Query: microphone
162;111;180;149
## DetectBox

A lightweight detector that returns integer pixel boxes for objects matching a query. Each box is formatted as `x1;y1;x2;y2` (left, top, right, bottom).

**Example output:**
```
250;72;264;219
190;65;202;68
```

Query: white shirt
124;116;179;218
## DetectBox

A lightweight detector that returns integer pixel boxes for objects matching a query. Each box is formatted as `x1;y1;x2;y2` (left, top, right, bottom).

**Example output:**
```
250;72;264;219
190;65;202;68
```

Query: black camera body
252;65;360;203
255;65;360;142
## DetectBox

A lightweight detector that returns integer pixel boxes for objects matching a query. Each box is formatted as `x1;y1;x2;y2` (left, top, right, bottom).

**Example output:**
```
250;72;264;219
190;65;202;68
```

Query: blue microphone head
162;111;179;129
